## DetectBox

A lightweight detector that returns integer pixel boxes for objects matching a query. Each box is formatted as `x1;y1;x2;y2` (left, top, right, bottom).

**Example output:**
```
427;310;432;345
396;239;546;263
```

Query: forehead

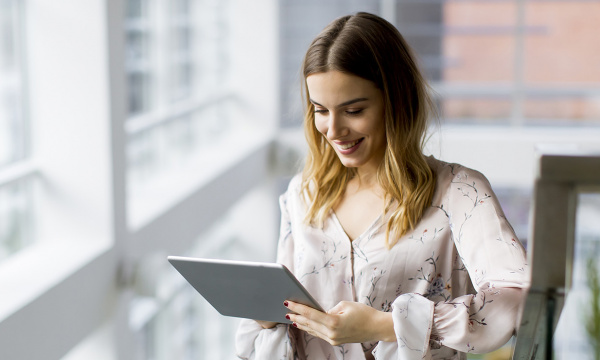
306;71;380;105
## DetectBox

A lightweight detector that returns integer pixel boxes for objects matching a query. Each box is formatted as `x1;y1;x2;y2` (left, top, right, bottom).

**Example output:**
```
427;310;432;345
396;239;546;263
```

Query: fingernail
285;314;290;320
283;301;289;307
292;322;298;328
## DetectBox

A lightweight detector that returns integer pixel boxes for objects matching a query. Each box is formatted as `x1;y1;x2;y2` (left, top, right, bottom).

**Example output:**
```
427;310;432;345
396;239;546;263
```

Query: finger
286;311;324;330
284;301;327;330
288;316;336;344
285;301;341;344
285;300;328;323
285;301;335;334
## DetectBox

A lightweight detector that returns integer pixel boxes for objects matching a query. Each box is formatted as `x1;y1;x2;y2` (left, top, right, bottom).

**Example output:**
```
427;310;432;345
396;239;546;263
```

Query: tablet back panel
167;256;323;323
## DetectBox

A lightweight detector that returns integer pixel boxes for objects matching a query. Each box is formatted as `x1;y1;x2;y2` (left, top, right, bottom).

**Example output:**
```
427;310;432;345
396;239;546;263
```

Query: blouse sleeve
374;167;529;359
235;190;298;359
432;167;529;352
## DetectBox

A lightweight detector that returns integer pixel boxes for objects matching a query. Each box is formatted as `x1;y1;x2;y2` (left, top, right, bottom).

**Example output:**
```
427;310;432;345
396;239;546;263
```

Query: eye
314;108;329;115
346;109;363;116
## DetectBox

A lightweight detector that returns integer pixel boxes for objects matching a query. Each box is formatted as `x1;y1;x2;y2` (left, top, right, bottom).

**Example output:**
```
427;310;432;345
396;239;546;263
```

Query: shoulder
429;156;492;189
279;173;305;211
428;157;495;205
288;173;303;191
282;173;303;200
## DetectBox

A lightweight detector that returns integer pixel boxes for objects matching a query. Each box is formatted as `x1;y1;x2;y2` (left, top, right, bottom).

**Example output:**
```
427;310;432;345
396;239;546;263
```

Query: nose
326;111;348;140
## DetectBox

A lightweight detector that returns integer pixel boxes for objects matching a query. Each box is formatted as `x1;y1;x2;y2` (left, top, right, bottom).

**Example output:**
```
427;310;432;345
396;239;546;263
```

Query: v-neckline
330;210;383;243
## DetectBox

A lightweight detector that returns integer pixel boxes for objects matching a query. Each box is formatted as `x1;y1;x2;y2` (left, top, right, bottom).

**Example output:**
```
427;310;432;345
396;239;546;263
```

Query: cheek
367;117;387;146
360;116;385;137
314;118;327;136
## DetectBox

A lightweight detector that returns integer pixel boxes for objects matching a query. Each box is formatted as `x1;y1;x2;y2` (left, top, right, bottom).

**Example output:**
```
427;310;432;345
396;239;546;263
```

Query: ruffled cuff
235;319;293;360
373;293;434;360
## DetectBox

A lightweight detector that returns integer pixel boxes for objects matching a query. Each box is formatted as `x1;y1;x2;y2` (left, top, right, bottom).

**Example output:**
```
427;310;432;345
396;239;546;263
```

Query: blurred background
0;0;599;359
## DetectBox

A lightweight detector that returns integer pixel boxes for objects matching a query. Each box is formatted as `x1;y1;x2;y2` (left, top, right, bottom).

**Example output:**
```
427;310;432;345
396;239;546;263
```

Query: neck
354;148;386;189
353;164;380;191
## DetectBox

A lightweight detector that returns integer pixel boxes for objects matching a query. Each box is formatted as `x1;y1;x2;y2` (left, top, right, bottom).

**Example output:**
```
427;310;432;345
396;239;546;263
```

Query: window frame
0;1;279;359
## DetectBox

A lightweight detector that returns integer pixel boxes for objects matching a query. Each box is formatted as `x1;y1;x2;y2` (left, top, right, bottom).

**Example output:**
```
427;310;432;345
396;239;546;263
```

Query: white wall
426;125;600;188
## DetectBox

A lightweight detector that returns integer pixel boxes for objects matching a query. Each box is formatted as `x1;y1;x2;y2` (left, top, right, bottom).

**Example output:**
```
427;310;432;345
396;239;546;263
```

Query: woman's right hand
255;320;278;329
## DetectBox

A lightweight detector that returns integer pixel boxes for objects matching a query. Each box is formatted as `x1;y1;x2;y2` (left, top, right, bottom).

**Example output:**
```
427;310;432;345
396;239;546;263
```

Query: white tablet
167;256;324;324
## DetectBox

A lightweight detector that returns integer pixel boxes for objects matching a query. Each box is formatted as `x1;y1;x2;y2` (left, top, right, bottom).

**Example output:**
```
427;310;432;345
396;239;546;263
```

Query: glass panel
442;2;516;84
523;1;600;124
0;0;32;262
0;0;27;168
0;0;17;69
126;98;233;193
524;96;600;124
196;0;231;96
437;1;517;126
127;72;152;116
126;30;150;65
126;0;235;202
171;0;191;16
133;188;275;359
126;0;147;19
127;126;160;187
0;178;35;261
125;0;153;116
554;192;600;359
524;2;600;86
163;114;195;160
431;0;600;125
442;98;512;124
142;288;203;360
168;0;193;103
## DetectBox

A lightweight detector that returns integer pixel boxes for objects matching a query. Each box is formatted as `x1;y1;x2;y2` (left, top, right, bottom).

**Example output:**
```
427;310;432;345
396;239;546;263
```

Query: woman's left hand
285;300;395;346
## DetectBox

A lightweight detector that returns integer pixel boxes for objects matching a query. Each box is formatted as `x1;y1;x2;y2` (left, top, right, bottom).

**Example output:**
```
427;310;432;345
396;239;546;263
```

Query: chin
338;158;363;169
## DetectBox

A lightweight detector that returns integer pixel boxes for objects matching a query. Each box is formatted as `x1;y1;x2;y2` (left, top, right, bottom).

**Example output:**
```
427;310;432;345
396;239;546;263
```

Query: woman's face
307;71;386;174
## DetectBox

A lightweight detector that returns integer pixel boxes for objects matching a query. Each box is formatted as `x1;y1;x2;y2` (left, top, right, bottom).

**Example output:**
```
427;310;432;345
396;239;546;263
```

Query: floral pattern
236;158;529;360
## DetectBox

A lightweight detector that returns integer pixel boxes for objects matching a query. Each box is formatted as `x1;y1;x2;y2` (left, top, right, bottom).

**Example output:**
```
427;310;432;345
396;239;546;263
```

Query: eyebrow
309;97;369;109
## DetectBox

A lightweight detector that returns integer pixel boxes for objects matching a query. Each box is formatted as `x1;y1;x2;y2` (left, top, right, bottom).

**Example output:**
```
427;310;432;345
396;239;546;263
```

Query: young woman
236;12;528;360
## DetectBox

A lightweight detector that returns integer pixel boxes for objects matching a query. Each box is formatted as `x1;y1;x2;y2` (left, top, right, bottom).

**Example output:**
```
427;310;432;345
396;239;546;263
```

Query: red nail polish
285;314;290;320
283;301;289;307
292;322;298;328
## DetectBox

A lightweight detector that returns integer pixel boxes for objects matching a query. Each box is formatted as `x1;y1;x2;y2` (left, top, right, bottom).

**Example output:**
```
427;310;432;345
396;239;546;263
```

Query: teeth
338;139;361;150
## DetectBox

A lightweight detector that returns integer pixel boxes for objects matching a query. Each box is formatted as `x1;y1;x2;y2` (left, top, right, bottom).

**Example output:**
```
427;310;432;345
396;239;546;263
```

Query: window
1;0;279;358
125;0;152;115
435;0;600;125
0;179;34;260
0;0;34;261
124;0;254;229
118;0;280;358
278;0;600;127
0;0;27;168
554;192;600;358
129;184;279;360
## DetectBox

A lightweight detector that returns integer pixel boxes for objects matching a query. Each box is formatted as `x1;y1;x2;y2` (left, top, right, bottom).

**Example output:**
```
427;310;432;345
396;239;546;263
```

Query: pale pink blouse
236;158;529;360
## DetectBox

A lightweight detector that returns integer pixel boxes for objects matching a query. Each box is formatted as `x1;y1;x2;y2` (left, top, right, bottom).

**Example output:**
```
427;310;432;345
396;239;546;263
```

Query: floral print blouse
236;158;529;360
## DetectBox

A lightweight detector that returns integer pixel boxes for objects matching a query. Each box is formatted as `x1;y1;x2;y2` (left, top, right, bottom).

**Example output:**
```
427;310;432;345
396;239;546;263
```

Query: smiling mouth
336;138;364;150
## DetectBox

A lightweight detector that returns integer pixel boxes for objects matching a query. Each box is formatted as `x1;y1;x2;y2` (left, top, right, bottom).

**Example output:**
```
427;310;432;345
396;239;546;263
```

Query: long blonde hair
300;12;437;249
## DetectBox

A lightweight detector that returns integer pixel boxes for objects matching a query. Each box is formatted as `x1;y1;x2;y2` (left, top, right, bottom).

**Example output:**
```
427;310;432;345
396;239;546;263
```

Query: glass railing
514;146;600;359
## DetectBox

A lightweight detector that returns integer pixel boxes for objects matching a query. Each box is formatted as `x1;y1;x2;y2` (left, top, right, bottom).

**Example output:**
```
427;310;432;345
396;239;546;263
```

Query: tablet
167;256;324;324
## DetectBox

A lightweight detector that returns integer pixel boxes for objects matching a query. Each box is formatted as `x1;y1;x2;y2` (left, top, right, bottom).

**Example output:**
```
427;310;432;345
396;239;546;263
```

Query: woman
236;12;528;360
